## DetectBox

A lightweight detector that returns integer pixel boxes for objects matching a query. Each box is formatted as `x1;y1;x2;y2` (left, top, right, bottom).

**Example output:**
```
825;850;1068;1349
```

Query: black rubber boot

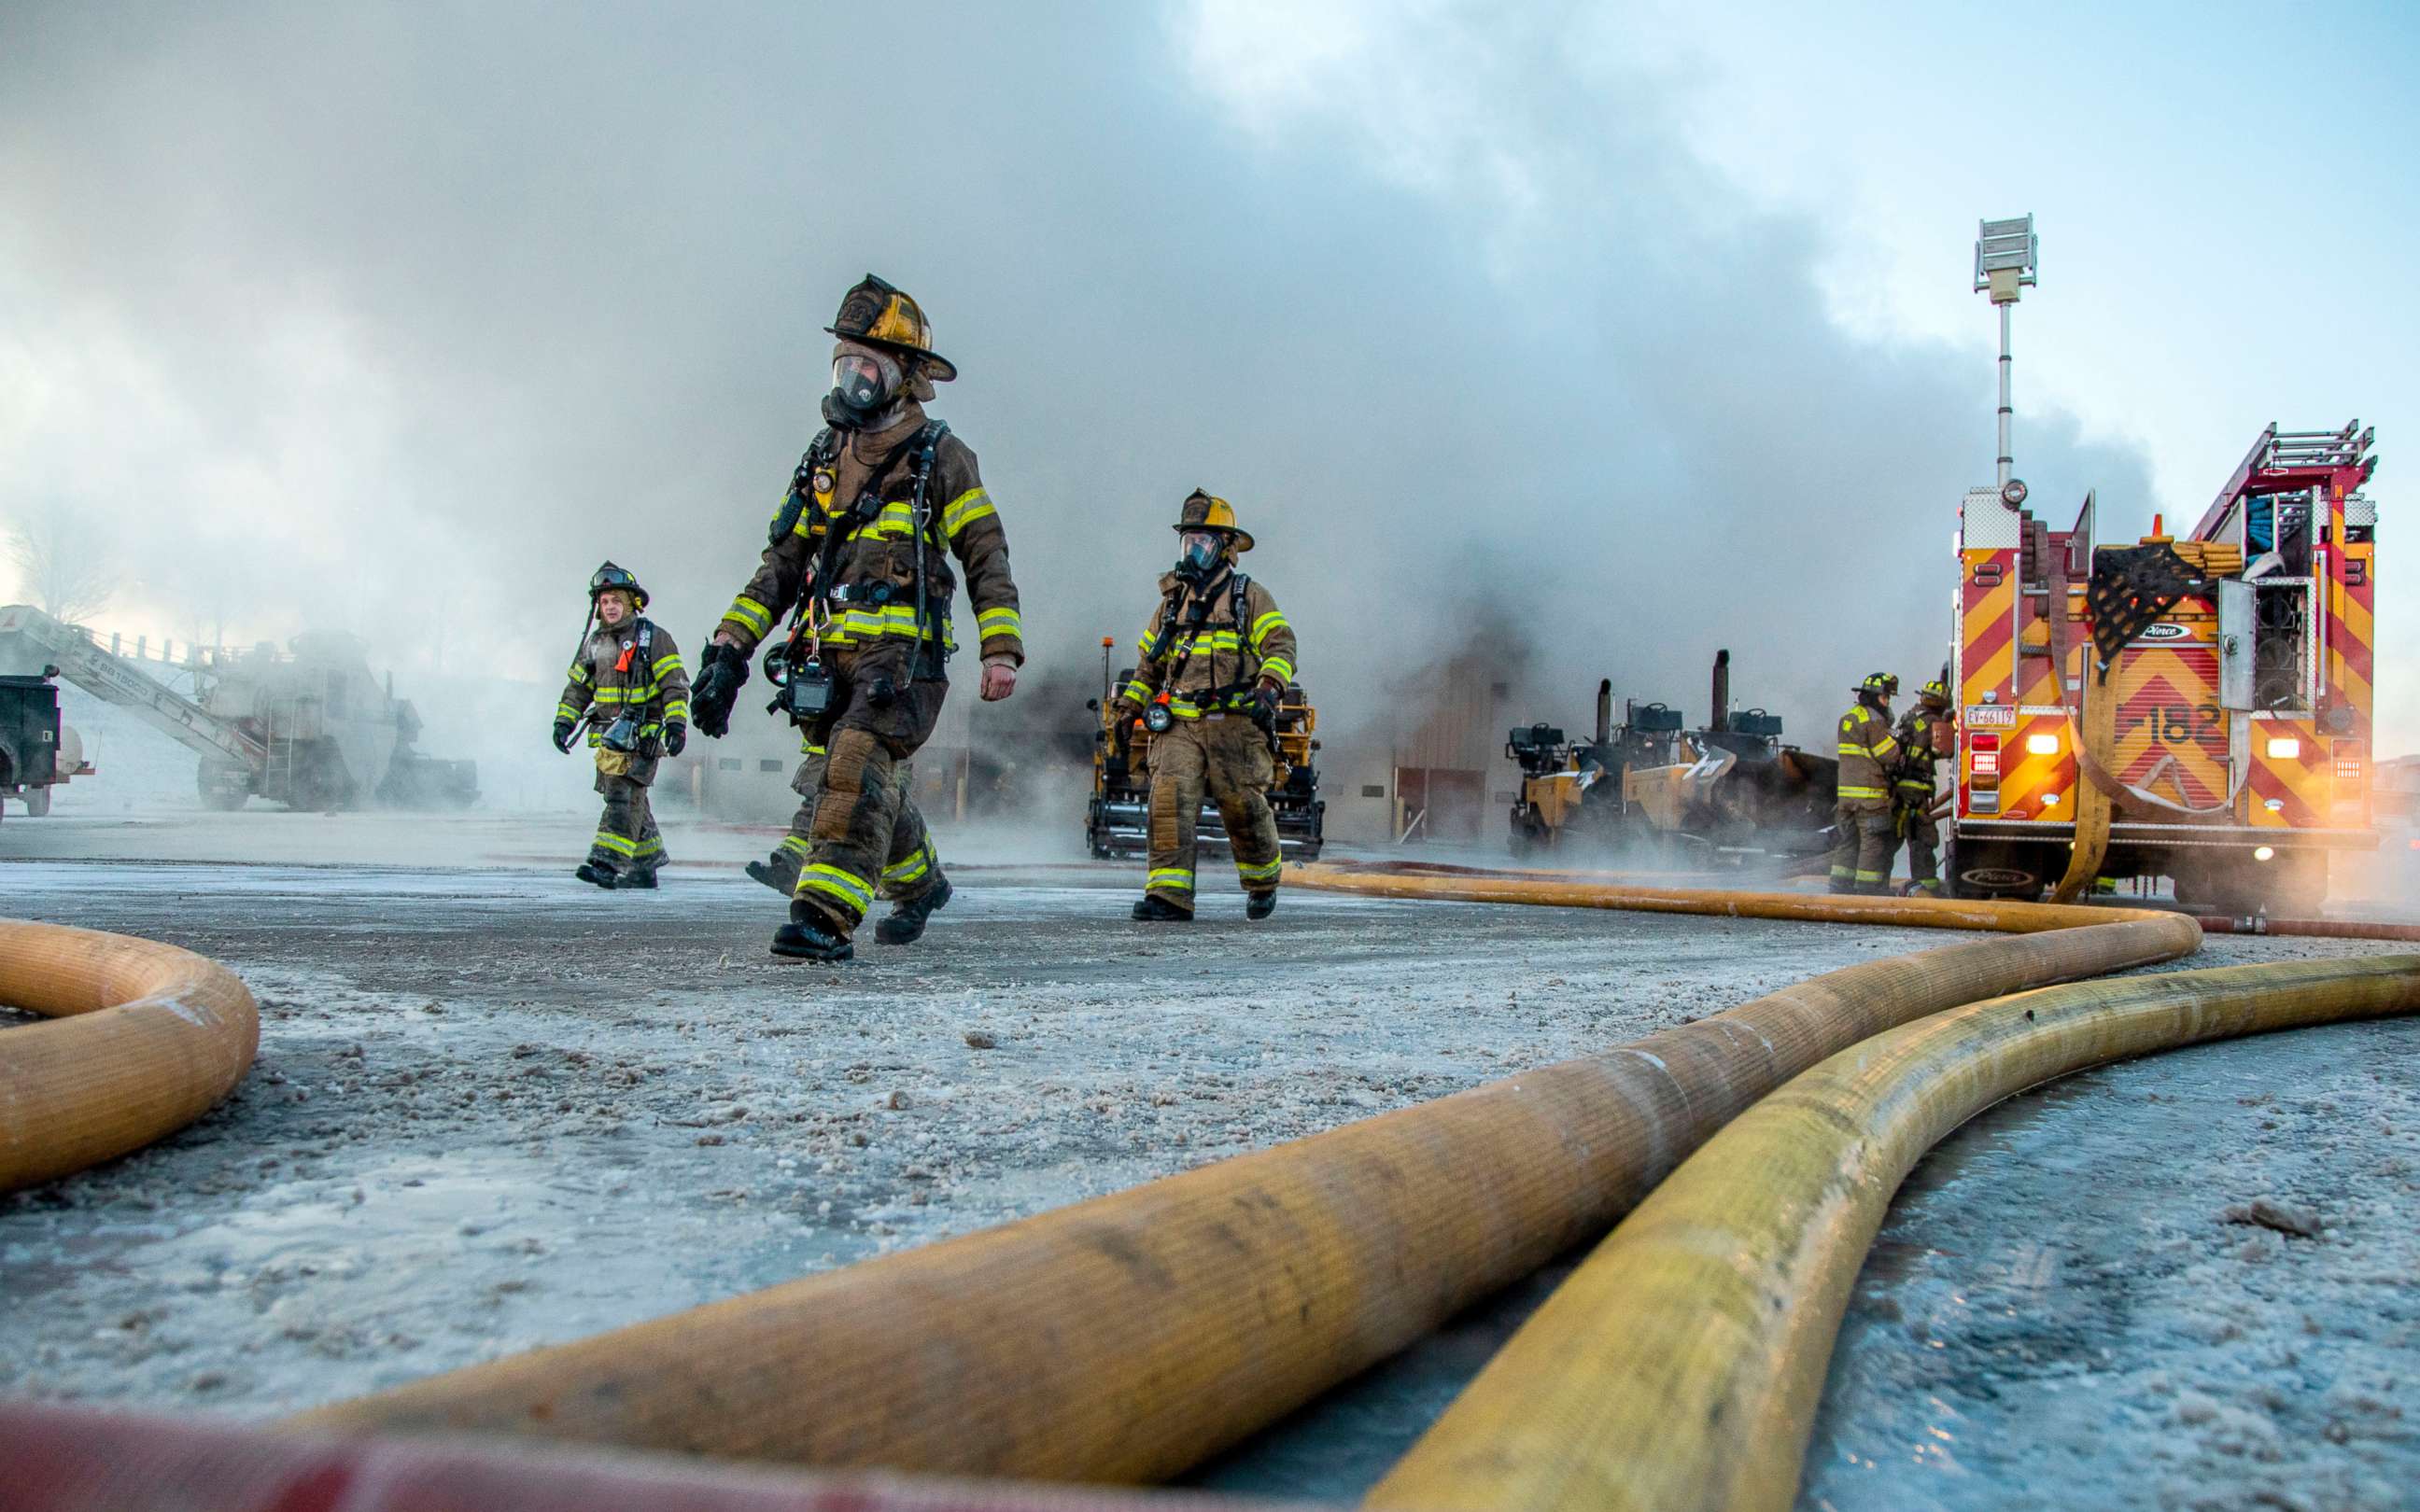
875;873;951;945
744;854;798;895
1131;894;1193;922
770;902;854;961
1245;890;1276;920
621;869;659;890
574;861;617;889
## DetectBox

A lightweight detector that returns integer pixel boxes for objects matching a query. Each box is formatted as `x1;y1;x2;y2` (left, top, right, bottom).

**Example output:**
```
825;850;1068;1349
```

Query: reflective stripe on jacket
1119;568;1296;720
558;620;691;744
1836;703;1899;802
1893;707;1947;802
717;402;1023;667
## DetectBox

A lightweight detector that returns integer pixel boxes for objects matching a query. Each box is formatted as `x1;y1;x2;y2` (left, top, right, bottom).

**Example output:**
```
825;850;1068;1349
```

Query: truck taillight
1971;733;2001;751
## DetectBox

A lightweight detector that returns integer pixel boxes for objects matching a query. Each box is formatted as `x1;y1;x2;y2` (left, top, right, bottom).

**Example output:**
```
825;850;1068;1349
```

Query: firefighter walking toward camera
1112;492;1295;922
1892;677;1952;895
687;274;1021;962
1828;672;1900;895
554;563;689;889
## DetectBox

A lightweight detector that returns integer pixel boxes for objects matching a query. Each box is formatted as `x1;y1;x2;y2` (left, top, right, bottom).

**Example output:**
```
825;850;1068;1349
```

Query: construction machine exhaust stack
1505;653;1833;861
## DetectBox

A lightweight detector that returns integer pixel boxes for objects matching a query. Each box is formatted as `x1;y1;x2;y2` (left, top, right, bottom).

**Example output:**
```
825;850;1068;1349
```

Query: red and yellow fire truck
1948;422;2380;913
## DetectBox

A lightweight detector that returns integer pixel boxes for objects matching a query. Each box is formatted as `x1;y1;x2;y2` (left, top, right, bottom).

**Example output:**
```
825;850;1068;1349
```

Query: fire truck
1947;422;2380;913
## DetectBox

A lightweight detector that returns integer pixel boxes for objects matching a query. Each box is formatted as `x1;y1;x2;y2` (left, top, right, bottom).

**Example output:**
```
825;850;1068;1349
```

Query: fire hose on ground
1365;951;2420;1512
0;918;259;1192
292;871;2199;1485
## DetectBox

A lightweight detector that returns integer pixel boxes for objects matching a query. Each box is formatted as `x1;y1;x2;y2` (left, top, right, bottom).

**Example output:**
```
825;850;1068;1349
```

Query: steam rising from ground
0;1;2151;800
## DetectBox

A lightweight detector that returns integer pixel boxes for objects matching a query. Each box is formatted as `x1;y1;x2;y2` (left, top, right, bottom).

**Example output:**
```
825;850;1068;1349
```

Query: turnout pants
590;771;666;879
787;644;947;936
1896;791;1941;894
1145;714;1284;910
766;745;941;905
1826;796;1893;895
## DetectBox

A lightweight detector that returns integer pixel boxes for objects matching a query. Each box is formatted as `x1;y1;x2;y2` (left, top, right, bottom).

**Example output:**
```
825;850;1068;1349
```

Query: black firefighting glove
664;721;687;758
1252;680;1283;721
552;719;577;753
690;641;751;737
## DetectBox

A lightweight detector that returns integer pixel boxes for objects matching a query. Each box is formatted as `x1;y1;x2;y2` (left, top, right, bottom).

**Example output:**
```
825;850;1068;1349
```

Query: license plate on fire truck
1963;705;2017;728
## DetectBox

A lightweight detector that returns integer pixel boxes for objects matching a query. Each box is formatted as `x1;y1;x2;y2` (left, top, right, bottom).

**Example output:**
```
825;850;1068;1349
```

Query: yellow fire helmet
825;273;955;383
1919;678;1950;706
1175;489;1254;553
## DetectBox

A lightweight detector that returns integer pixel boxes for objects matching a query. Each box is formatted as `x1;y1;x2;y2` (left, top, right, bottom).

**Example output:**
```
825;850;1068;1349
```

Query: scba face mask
1176;530;1225;580
825;345;905;427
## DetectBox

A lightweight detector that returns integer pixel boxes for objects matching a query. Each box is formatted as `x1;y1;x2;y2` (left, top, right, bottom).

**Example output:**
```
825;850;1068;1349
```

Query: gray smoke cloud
0;0;2148;781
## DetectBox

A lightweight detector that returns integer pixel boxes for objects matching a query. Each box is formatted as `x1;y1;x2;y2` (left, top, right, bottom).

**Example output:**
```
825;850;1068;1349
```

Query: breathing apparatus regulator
824;345;904;429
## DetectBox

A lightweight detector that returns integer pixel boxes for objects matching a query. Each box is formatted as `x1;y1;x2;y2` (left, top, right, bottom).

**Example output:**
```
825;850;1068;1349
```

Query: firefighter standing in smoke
1892;677;1952;896
1828;672;1900;895
554;563;689;889
1113;492;1296;921
688;274;1022;962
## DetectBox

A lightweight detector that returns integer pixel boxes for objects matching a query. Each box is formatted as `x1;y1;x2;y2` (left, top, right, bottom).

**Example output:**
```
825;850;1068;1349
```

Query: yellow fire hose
1366;952;2420;1512
2051;660;2118;903
1286;861;2137;933
0;919;260;1192
298;874;2196;1487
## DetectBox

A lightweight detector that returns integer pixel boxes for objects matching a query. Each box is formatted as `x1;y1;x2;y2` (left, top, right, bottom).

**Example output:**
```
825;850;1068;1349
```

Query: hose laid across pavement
297;877;2197;1487
1365;952;2420;1512
0;919;259;1192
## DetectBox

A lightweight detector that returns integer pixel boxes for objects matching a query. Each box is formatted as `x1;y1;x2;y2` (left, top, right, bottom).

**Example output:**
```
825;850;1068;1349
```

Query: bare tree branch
5;503;118;625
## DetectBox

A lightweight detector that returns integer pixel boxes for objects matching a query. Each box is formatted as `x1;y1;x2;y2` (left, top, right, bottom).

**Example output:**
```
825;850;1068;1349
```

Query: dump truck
1945;423;2380;912
0;606;477;812
1085;665;1325;861
0;667;94;819
1507;651;1836;861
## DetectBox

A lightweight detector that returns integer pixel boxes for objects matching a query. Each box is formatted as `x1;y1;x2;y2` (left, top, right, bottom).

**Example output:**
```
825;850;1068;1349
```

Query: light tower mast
1974;215;2040;493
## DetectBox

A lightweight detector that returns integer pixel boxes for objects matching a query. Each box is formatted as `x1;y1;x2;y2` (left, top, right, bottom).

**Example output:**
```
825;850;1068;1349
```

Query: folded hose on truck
297;883;2198;1488
1365;952;2420;1512
0;919;260;1192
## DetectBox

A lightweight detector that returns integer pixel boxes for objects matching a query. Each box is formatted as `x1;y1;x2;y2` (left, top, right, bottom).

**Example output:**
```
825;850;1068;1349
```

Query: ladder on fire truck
2190;420;2376;543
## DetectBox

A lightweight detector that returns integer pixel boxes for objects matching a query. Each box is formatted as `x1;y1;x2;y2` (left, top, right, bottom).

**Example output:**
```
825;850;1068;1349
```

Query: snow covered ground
2;820;2413;1509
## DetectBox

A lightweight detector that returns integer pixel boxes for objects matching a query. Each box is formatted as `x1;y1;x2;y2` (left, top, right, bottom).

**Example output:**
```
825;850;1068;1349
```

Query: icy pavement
2;851;2413;1512
0;854;1944;1419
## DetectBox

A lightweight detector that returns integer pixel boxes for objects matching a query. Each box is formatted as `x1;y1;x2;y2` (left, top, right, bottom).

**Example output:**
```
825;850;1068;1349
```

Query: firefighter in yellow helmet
553;562;689;889
1828;672;1900;894
1112;492;1297;921
686;275;1022;961
1892;677;1953;895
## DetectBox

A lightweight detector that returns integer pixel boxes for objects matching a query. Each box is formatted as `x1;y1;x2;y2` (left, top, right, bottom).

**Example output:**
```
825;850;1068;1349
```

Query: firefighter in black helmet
554;562;689;889
687;274;1023;961
1892;677;1953;895
1828;672;1900;894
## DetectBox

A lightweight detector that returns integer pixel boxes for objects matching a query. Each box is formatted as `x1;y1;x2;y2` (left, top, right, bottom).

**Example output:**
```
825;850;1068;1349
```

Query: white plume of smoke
0;0;2150;810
